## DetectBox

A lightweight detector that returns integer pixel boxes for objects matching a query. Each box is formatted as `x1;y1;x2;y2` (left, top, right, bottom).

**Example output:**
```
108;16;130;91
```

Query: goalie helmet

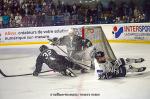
95;51;105;58
39;45;48;52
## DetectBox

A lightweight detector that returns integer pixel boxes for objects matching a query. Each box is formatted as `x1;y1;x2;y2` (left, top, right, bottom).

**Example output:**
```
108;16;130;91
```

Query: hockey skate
66;68;77;77
137;67;146;72
126;58;145;63
128;65;146;72
135;58;145;63
81;68;88;73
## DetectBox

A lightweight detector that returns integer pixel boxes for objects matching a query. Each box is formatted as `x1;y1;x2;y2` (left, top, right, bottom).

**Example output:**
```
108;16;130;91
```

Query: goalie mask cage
76;26;117;62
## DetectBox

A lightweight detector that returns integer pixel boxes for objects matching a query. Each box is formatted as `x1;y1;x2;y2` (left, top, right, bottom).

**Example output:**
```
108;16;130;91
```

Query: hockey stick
55;45;91;68
48;39;91;68
0;69;53;77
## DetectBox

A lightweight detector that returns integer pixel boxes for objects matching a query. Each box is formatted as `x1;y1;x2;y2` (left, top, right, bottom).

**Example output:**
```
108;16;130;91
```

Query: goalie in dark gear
94;51;146;79
48;28;93;71
33;45;87;77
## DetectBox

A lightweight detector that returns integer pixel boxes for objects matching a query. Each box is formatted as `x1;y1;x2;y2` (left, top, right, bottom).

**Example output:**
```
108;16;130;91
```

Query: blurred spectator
36;12;45;26
143;0;150;22
71;3;77;15
21;1;29;16
71;14;78;25
28;1;35;15
2;12;10;28
18;0;24;5
21;15;29;27
77;7;84;25
43;2;50;15
0;13;2;28
15;12;22;27
0;0;3;15
10;0;20;14
0;0;149;29
9;13;15;28
57;0;65;14
51;1;56;10
108;0;116;15
63;9;70;25
51;9;56;25
128;0;135;17
134;7;140;19
35;1;42;13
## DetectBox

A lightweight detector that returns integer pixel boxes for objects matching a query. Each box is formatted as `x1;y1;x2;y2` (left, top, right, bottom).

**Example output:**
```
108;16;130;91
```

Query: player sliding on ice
94;51;146;79
33;45;87;77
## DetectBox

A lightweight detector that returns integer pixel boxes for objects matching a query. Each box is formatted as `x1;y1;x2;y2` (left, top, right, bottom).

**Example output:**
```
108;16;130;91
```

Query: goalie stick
56;45;91;68
48;39;91;68
0;69;53;77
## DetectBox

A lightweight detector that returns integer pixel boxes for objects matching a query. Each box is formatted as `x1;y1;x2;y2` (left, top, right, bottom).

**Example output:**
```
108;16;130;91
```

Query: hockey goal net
74;26;116;63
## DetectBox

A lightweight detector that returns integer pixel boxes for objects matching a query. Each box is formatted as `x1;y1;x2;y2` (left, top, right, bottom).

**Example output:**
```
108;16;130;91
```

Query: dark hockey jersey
35;49;73;72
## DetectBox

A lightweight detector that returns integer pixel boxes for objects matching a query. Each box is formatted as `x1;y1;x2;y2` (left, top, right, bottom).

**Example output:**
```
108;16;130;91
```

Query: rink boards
0;23;150;46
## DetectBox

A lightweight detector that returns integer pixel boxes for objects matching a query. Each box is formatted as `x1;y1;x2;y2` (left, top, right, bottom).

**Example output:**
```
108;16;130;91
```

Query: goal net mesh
74;26;116;64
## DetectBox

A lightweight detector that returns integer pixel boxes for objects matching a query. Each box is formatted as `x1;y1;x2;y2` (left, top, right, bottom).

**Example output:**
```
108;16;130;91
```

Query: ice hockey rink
0;43;150;99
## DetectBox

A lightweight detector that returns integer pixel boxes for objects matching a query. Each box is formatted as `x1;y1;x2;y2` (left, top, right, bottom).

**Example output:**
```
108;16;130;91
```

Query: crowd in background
0;0;149;28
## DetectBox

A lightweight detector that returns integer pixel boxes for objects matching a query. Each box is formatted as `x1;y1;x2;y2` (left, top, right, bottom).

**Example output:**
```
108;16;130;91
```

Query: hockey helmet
95;51;105;58
39;45;48;52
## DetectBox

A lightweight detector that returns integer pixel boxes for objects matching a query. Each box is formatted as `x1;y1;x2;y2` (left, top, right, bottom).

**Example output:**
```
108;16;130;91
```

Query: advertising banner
0;23;150;46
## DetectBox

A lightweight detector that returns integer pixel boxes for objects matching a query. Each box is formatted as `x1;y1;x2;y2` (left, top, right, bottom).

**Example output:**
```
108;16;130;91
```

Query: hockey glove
48;38;59;46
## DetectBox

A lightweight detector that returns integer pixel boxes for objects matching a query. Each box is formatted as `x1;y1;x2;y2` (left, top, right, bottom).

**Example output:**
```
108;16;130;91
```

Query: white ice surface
0;43;150;99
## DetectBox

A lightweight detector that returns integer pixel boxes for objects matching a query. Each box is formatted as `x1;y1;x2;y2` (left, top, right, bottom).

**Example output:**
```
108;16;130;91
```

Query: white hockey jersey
94;58;114;79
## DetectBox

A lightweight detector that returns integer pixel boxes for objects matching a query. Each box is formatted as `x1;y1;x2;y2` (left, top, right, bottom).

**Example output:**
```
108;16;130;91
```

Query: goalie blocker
94;51;146;80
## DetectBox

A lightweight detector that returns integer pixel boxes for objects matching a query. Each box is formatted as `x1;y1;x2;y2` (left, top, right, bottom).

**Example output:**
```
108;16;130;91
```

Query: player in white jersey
94;51;146;79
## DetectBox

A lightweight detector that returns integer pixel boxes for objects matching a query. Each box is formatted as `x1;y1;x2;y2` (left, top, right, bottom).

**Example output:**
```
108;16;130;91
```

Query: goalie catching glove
48;37;59;45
